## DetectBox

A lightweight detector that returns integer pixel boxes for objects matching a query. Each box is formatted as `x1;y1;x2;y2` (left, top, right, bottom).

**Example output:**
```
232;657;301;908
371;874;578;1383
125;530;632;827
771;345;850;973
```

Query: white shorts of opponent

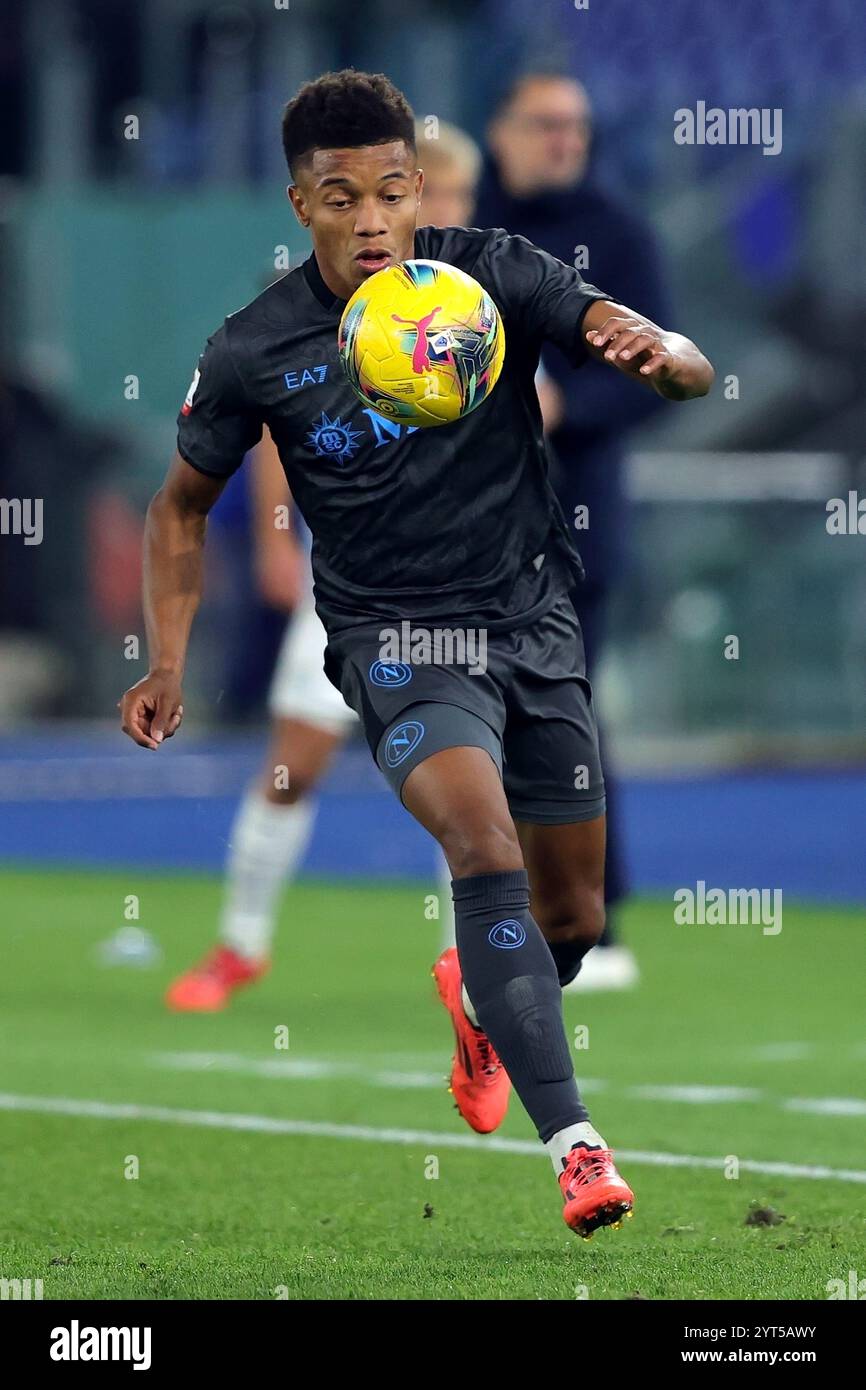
268;594;357;737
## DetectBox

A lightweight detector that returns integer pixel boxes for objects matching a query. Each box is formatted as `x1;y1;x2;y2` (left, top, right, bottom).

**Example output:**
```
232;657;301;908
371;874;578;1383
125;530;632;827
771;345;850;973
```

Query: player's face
417;165;476;229
490;78;591;195
289;141;422;298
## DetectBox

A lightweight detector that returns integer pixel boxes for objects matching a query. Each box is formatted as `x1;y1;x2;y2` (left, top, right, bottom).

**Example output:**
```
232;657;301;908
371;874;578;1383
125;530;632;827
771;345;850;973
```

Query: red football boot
165;946;269;1012
432;946;511;1134
559;1143;635;1238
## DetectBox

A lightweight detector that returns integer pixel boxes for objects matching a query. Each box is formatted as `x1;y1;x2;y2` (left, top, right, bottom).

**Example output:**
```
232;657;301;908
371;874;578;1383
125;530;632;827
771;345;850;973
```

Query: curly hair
282;69;416;178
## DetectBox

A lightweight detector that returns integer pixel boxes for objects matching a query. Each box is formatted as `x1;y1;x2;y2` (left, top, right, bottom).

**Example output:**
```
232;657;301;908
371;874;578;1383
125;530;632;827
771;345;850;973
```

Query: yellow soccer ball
338;259;505;427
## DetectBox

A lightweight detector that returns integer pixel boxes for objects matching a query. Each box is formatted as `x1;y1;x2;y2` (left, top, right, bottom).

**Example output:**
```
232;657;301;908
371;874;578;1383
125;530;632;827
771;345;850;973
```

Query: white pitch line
631;1085;762;1105
784;1097;866;1117
153;1050;446;1089
0;1091;864;1184
151;1050;611;1095
750;1043;816;1062
149;1051;863;1114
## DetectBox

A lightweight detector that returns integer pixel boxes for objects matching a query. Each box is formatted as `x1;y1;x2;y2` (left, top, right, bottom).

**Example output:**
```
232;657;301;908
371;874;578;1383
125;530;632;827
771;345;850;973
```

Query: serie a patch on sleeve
181;367;201;416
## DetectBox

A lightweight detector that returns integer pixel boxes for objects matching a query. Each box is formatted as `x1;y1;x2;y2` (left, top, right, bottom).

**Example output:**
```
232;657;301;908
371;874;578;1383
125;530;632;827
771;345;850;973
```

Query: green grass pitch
0;866;863;1300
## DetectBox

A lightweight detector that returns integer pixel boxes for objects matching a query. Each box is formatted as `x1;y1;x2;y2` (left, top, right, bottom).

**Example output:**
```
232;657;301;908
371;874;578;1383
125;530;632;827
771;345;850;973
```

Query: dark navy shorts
323;593;605;825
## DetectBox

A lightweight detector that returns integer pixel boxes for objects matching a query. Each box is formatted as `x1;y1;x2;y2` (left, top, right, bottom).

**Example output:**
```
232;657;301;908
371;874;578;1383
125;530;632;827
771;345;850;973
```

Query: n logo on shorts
384;720;425;767
488;919;527;949
369;660;413;687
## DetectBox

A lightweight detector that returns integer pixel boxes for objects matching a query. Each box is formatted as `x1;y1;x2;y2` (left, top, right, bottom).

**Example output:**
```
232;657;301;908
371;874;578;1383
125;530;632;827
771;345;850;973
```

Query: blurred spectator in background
0;360;137;721
478;72;673;990
415;119;481;229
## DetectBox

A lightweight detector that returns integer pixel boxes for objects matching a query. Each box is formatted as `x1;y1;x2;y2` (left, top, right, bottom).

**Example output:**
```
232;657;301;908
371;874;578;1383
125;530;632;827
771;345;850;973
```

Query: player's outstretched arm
582;299;714;401
119;452;226;750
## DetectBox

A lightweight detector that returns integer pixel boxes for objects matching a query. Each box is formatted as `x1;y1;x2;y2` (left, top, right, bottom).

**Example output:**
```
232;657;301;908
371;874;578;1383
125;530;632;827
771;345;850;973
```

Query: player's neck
311;253;354;305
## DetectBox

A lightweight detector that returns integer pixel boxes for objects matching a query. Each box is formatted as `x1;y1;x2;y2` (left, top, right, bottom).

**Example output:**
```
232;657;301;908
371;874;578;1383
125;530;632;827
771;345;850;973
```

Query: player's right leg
398;735;599;1169
324;616;619;1229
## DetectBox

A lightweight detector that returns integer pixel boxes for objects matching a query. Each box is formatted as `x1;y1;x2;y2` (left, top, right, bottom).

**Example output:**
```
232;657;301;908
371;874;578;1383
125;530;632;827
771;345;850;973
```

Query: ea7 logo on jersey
181;368;201;416
285;365;328;390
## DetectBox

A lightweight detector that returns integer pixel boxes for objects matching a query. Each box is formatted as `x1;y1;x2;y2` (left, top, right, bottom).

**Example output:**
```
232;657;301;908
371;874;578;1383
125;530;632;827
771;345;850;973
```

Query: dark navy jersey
176;224;608;634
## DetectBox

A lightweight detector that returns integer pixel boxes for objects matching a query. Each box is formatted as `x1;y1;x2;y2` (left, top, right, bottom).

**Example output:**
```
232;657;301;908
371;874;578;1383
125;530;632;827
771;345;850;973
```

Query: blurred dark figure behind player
478;72;673;990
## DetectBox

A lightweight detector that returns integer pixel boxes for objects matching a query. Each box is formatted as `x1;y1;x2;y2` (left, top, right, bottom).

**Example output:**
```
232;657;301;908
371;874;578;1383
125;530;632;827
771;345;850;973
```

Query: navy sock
452;869;588;1142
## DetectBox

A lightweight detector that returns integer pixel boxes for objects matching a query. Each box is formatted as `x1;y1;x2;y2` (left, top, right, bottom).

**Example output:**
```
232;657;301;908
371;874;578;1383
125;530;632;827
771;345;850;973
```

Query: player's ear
287;184;310;228
414;167;424;207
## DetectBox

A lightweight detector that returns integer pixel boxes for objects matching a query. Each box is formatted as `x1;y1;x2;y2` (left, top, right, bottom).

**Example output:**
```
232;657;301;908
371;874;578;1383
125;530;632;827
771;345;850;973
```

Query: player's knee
261;743;322;804
441;820;523;880
261;776;308;807
537;886;605;951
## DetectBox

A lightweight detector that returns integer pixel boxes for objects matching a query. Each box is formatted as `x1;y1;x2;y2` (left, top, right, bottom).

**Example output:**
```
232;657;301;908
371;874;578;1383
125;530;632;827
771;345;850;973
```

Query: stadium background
0;0;864;1302
2;0;864;892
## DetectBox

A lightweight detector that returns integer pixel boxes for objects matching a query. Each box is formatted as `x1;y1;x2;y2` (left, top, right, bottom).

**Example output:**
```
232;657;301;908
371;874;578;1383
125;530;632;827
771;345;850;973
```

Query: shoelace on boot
565;1148;612;1191
476;1034;501;1078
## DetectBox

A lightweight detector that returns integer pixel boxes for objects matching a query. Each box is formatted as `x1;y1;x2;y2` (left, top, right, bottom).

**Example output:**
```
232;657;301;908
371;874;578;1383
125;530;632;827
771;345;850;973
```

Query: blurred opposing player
164;428;350;1008
121;71;713;1235
165;120;484;1012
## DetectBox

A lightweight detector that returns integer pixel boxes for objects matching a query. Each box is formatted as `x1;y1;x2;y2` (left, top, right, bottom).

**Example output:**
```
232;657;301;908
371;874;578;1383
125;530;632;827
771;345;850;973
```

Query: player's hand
118;671;184;750
585;316;675;383
255;535;306;613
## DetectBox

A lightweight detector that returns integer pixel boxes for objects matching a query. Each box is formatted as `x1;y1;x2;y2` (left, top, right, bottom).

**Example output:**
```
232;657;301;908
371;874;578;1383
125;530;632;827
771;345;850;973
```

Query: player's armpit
581;299;714;401
163;449;231;514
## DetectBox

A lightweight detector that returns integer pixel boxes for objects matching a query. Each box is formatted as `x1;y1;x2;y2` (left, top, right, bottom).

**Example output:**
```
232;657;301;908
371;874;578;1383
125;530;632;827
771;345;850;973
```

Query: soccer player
165;120;484;1012
119;70;713;1235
